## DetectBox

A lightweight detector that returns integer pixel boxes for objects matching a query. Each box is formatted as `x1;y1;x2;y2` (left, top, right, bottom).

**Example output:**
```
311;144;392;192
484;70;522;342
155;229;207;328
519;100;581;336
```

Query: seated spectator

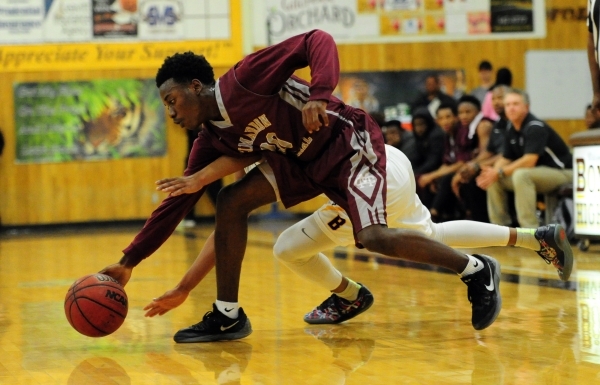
428;95;492;222
481;67;512;121
451;85;511;222
476;88;573;228
407;108;445;176
471;60;494;104
417;102;476;213
585;104;600;129
411;74;456;118
382;120;416;157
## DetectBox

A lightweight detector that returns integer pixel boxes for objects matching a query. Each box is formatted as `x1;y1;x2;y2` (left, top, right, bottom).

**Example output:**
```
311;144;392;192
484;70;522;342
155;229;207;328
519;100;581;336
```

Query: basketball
64;273;128;337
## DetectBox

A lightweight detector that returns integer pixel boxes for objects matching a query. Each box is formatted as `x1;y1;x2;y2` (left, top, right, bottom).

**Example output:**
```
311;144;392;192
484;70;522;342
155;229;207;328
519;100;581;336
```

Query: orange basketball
64;274;128;337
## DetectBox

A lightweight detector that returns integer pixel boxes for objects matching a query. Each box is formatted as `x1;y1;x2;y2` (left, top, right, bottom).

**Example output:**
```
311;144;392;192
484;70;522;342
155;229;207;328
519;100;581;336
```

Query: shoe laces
316;294;342;312
537;239;559;267
188;310;218;330
463;275;492;308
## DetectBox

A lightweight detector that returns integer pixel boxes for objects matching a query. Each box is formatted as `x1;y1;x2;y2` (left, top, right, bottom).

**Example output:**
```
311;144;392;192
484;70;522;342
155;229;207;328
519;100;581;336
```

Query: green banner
14;79;166;163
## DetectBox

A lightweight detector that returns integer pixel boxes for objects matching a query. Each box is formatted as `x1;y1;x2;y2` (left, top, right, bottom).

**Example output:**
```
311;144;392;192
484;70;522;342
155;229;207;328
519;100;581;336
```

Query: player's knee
357;226;387;252
216;182;253;215
273;231;296;263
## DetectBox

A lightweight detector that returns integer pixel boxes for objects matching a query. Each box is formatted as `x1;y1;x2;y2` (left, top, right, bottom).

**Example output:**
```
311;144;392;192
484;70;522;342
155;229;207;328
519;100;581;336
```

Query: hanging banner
14;79;166;164
257;0;545;46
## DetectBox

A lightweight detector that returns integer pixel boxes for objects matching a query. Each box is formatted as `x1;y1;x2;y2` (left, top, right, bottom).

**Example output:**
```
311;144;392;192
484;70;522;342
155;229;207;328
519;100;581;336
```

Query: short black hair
155;51;215;88
437;102;457;116
458;94;481;111
478;60;492;71
383;120;402;131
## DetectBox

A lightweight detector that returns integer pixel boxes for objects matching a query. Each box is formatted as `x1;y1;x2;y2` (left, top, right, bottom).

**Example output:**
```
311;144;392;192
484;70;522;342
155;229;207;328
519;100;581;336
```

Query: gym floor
0;220;598;384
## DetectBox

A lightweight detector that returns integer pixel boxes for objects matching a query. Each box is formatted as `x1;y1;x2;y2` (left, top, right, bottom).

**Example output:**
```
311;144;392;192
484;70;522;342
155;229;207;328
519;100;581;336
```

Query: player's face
504;93;528;124
159;79;205;130
458;103;478;126
436;108;456;132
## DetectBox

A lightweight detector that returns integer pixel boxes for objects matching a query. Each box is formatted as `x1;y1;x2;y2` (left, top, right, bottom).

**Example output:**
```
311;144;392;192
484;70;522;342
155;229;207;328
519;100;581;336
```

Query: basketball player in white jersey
144;144;573;331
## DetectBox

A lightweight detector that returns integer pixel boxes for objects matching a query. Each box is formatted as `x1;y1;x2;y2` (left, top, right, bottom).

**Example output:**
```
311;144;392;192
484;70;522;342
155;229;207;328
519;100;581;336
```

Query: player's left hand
143;288;189;317
302;100;328;133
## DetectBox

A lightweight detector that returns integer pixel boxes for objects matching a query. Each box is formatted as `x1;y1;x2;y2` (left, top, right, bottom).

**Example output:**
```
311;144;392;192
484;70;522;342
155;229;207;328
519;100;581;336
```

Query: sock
337;278;361;302
460;255;484;277
215;300;239;319
515;228;539;251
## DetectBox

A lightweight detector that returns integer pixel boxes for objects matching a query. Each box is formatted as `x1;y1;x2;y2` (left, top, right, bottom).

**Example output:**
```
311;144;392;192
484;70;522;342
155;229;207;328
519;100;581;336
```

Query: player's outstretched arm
144;231;217;317
156;155;260;196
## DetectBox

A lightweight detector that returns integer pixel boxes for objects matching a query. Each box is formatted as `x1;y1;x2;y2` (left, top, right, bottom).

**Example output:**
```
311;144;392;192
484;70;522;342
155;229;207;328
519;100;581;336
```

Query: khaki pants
487;167;573;228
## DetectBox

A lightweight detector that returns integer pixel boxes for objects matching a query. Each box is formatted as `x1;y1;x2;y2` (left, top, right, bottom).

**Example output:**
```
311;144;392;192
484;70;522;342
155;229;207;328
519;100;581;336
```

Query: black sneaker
461;254;502;330
304;284;374;324
535;224;573;281
173;304;252;343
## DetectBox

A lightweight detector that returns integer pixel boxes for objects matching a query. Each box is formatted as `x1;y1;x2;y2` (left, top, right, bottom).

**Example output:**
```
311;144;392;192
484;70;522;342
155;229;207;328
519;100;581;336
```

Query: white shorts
256;145;433;247
312;145;433;246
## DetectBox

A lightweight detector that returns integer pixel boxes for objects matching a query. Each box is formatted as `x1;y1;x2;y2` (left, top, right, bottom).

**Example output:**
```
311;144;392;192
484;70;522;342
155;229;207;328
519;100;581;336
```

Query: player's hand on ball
98;263;132;287
156;174;203;196
143;288;189;317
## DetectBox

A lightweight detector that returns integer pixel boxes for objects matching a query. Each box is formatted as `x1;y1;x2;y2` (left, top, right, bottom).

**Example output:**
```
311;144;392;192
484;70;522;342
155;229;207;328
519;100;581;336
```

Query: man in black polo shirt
476;88;572;228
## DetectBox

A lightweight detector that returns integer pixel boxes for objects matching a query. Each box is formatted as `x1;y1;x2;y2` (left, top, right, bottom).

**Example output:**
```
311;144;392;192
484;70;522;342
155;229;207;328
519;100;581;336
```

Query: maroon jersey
122;30;387;266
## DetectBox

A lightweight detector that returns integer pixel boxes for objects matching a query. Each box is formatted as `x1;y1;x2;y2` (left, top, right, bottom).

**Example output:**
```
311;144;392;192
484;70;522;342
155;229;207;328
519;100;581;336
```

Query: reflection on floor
1;221;600;384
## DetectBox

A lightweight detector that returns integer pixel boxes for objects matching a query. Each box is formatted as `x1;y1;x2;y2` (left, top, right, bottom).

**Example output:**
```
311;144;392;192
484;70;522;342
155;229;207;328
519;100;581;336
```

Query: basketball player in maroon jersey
99;30;568;342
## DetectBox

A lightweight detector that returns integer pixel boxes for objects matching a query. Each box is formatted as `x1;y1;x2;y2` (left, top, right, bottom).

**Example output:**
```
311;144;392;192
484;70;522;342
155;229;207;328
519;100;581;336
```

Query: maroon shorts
265;108;387;244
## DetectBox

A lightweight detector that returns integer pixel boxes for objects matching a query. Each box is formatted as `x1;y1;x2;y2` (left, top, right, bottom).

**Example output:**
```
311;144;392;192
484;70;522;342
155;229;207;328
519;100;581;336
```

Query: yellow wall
0;0;589;226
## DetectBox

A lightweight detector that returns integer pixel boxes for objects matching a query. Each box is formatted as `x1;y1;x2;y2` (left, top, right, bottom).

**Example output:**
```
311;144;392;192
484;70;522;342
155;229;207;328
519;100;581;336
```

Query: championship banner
256;0;545;45
574;146;600;237
14;79;166;164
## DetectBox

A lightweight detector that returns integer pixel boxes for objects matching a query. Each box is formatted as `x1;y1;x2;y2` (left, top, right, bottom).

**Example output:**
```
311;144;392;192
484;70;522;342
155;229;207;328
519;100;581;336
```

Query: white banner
256;0;546;46
0;0;45;44
574;146;600;237
43;0;92;42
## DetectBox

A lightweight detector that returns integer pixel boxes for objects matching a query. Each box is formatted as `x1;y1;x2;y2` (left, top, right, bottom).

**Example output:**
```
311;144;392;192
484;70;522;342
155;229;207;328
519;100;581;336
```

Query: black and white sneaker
461;254;502;330
173;303;252;343
535;224;573;281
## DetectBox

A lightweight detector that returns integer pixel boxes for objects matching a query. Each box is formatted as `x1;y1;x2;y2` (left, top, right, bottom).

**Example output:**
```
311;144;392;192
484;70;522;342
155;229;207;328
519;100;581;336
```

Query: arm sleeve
234;29;339;101
120;130;222;267
522;123;549;156
413;129;445;174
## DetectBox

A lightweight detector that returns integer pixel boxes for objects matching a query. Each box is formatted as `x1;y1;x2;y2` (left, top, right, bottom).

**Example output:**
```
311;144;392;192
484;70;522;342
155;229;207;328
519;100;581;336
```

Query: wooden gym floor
1;220;599;384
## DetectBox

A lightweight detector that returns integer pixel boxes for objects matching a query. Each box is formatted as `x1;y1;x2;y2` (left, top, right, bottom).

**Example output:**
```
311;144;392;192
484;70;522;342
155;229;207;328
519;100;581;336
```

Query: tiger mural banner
14;79;166;163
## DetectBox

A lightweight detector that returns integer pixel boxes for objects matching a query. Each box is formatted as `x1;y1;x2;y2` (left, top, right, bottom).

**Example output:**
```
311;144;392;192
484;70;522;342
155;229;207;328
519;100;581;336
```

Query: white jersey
257;145;433;246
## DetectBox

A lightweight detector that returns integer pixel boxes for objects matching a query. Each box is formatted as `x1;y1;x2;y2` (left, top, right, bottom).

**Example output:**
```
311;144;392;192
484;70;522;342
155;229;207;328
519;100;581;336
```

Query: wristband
497;168;505;179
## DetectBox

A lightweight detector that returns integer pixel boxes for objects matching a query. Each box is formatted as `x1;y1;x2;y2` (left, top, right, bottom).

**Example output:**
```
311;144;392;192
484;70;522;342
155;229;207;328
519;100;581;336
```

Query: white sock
215;300;239;319
515;228;540;251
460;255;484;277
337;278;361;302
433;221;510;248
